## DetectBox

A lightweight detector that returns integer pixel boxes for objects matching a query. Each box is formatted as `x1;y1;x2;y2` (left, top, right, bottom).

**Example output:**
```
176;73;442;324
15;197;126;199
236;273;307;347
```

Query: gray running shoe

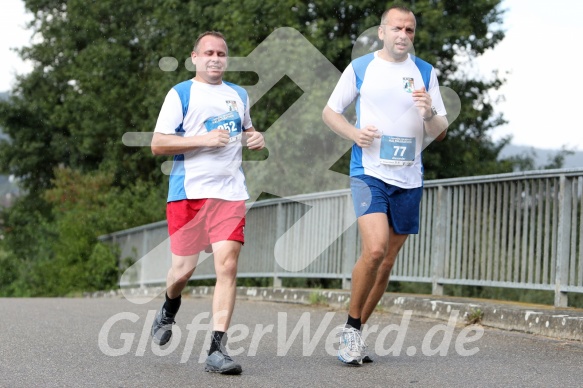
337;325;366;365
205;348;242;375
362;352;374;363
151;306;176;346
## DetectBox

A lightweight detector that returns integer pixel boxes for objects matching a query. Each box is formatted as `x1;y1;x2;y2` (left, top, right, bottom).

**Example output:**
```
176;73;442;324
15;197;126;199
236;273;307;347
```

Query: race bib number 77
380;135;416;166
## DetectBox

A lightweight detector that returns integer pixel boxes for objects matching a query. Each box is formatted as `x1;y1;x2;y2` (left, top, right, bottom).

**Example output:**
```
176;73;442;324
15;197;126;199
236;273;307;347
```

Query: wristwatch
423;106;438;121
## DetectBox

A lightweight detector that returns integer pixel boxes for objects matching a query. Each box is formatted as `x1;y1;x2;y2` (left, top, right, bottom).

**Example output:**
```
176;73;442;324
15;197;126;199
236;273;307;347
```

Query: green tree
0;167;165;296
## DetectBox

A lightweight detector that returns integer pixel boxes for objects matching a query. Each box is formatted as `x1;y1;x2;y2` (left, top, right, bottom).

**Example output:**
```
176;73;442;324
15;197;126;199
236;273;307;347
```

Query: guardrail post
342;192;357;290
432;185;447;295
139;229;147;289
555;175;571;307
273;202;284;288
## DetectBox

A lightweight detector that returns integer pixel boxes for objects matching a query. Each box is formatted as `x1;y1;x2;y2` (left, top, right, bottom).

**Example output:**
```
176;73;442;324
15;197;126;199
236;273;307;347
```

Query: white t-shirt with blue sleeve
154;79;253;202
327;52;446;189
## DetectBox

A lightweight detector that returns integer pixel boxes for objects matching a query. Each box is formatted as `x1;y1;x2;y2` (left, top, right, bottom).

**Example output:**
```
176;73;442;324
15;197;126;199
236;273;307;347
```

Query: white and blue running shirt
327;52;446;189
154;79;253;202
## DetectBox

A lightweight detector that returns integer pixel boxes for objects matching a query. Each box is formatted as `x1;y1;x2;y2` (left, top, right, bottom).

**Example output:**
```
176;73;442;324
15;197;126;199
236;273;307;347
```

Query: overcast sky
476;0;583;151
0;0;581;151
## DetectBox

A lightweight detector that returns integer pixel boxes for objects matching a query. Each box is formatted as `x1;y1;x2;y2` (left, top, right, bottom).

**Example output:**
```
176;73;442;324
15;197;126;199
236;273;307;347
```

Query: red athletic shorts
167;199;246;256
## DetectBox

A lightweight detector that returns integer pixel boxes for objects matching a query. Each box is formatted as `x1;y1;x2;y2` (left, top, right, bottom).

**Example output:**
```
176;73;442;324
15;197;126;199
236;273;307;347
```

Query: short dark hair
193;31;228;53
381;5;414;24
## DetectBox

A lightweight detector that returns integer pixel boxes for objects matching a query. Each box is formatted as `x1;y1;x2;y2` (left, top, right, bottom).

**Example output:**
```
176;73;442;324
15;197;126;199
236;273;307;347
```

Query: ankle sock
346;315;362;331
163;293;181;316
208;331;226;355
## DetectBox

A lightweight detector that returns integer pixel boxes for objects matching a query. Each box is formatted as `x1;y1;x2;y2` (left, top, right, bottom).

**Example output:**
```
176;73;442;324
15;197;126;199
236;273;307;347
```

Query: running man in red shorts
150;31;264;375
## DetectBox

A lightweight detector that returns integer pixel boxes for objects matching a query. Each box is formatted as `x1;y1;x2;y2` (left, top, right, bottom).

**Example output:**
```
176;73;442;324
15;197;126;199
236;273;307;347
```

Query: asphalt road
1;297;582;387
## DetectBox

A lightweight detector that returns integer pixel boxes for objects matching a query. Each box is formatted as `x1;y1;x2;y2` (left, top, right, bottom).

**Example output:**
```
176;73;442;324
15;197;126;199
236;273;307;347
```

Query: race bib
204;111;243;143
380;135;416;166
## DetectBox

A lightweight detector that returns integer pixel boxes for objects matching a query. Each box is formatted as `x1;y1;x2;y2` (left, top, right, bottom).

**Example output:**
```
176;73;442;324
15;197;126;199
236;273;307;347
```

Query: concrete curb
86;286;583;342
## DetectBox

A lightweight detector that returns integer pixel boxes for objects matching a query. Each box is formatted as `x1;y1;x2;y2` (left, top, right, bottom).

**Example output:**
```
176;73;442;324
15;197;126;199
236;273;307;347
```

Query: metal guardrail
99;168;583;307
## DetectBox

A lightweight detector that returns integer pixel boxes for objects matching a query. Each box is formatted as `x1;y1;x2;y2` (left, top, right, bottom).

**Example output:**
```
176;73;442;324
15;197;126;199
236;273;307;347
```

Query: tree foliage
0;0;528;295
0;167;165;296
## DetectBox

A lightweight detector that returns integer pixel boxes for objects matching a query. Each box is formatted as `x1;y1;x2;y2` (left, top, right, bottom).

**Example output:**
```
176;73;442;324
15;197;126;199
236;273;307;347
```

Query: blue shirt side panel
168;154;187;202
350;53;375;177
167;80;193;202
411;55;432;90
411;56;433;170
173;80;193;119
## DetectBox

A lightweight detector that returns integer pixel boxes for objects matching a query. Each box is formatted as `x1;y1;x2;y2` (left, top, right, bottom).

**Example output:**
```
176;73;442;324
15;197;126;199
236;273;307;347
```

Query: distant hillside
499;144;583;169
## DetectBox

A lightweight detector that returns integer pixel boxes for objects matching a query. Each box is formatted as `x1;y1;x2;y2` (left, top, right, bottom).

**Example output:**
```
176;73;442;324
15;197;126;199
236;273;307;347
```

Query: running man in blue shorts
322;5;449;365
150;31;265;374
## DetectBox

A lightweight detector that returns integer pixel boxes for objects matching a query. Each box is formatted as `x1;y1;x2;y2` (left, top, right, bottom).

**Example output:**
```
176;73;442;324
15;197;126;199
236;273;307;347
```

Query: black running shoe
151;306;176;346
205;349;242;375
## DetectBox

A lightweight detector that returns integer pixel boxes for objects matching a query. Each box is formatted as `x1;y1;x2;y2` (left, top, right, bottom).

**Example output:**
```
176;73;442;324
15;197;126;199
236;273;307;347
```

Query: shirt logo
403;77;415;93
226;100;238;112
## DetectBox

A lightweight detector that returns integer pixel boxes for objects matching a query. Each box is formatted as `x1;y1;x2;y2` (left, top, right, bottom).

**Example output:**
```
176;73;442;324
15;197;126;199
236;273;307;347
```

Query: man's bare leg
166;253;199;298
348;213;390;320
360;227;408;324
210;240;241;332
151;253;199;345
337;213;390;364
204;240;243;375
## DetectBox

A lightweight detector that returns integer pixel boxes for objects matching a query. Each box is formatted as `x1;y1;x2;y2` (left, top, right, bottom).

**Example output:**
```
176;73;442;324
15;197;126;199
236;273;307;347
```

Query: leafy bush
0;168;166;296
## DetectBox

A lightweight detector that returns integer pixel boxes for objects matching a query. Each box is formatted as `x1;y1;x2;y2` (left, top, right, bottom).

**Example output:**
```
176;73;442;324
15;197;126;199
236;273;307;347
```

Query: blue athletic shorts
350;174;423;235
